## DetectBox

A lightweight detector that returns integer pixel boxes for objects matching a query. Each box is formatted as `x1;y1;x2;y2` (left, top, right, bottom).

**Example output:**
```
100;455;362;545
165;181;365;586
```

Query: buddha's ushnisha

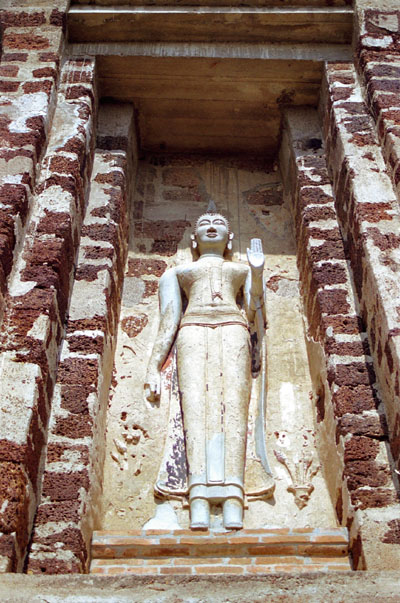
145;206;268;529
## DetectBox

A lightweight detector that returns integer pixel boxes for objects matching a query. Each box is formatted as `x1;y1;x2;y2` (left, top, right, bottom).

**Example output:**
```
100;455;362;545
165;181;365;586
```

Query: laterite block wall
0;0;400;576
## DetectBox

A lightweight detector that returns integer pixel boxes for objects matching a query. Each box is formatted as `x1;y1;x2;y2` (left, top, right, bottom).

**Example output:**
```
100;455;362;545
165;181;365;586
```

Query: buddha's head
191;212;233;256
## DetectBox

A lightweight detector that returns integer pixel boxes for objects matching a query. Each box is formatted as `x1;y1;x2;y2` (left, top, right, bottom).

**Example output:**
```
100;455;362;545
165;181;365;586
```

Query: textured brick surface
0;0;399;579
321;62;400;465
27;104;135;574
319;56;400;569
0;4;74;570
281;106;400;571
90;528;351;575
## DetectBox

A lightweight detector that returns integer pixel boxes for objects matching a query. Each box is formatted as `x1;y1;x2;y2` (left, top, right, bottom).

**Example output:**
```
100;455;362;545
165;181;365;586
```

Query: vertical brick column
0;3;68;572
280;107;400;570
0;57;97;572
27;104;136;574
320;63;400;476
353;11;400;516
0;5;67;325
354;3;400;198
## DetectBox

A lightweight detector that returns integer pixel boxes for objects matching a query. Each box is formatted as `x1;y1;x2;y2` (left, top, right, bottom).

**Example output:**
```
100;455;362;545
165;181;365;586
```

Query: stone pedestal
90;528;351;575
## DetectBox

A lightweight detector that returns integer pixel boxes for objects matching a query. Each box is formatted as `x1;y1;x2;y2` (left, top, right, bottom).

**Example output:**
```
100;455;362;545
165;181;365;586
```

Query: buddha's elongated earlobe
191;233;198;249
226;232;234;250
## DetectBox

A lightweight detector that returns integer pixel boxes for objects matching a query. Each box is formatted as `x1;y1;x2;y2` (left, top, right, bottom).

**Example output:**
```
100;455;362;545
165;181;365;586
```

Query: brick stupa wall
0;0;399;576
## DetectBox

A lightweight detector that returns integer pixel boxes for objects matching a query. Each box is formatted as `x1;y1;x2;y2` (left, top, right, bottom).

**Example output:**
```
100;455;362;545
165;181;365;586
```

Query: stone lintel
68;6;353;45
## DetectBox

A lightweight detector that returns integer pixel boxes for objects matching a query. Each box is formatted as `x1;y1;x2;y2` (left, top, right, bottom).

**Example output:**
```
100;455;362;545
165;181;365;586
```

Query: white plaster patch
85;216;113;227
1;174;24;185
8;254;39;297
0;354;42;444
0;500;8;515
8;92;48;133
273;279;299;298
279;382;297;431
302;171;323;183
122;277;146;306
36;186;75;214
308;219;339;230
323;284;349;291
59;340;70;362
34;521;78;539
143;502;181;530
370;13;399;32
47;461;88;473
64;352;99;360
363;35;393;48
69;276;110;320
27;314;49;341
79;238;113;250
306;203;335;210
47;103;83;152
328;355;373;365
86;392;98;418
334;333;367;343
8;276;36;297
68;330;105;338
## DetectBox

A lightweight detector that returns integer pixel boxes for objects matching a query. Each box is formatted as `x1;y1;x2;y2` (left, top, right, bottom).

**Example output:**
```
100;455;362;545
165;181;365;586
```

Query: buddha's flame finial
206;198;218;213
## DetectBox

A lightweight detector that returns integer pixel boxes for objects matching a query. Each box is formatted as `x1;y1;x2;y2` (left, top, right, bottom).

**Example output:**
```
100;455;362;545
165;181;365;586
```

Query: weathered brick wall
0;0;399;576
0;4;67;322
320;61;400;469
27;104;136;574
280;107;400;570
353;3;400;478
0;52;97;571
0;1;71;572
0;1;136;574
317;4;400;563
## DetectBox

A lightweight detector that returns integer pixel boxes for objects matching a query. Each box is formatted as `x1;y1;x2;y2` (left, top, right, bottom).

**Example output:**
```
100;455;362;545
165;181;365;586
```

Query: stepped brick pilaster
27;104;136;574
0;54;97;572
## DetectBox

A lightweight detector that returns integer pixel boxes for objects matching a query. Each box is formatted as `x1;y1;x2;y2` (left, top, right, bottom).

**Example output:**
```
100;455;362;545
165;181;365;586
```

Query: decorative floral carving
274;445;319;509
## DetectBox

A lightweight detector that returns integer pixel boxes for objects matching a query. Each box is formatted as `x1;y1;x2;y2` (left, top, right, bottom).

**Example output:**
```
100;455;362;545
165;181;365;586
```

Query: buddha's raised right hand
144;366;161;403
246;238;265;274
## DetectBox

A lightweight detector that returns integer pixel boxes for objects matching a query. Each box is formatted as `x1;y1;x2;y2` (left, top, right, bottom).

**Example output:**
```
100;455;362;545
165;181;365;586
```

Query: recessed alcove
97;149;339;532
70;47;352;156
67;3;354;566
68;0;353;155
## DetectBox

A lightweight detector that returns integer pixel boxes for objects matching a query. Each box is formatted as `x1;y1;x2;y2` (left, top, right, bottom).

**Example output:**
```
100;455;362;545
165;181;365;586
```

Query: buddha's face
195;214;230;255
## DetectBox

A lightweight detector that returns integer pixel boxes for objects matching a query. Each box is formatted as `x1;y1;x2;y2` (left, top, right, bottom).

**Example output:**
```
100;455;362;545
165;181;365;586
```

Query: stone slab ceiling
68;3;353;154
69;5;352;44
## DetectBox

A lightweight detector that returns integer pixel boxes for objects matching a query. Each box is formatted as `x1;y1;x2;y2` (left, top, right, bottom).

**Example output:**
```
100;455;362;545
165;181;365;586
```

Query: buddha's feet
190;498;210;529
223;498;243;529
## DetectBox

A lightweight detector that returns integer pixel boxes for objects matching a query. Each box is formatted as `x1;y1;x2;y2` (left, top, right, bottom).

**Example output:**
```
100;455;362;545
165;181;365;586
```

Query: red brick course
89;528;351;575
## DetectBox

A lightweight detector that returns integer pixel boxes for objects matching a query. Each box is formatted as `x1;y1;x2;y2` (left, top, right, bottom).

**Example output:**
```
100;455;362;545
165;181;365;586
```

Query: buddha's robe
176;257;250;503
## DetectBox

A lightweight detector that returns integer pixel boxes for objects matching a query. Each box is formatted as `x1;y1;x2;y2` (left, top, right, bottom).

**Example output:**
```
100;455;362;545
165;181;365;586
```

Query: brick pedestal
90;528;351;575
